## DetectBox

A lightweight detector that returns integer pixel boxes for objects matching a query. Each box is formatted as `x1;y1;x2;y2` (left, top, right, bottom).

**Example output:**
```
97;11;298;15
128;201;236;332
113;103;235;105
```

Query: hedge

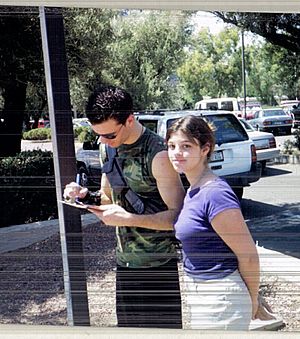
22;126;96;142
23;128;52;140
0;150;58;228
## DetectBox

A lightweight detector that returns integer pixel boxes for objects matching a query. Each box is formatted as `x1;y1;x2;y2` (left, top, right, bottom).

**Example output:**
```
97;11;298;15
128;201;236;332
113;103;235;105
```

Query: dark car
76;110;261;200
291;103;300;128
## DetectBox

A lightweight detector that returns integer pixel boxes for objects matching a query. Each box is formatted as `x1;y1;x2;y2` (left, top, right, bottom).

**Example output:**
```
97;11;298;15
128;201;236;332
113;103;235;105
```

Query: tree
0;7;116;157
246;42;300;104
212;13;300;101
103;10;193;110
63;8;117;114
212;12;300;53
178;27;243;104
0;6;43;157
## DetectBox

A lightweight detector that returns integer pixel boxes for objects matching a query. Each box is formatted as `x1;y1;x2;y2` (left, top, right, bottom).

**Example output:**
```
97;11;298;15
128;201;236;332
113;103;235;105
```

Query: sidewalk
1;215;299;331
0;213;99;254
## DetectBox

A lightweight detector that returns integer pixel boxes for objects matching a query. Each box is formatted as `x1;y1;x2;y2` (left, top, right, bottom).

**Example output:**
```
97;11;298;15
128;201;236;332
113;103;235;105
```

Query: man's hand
63;182;89;202
87;204;133;226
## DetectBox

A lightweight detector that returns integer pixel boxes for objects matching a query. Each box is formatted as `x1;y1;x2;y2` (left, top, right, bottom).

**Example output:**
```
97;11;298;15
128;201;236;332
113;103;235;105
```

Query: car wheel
232;187;243;200
261;160;267;173
285;127;292;135
78;166;89;187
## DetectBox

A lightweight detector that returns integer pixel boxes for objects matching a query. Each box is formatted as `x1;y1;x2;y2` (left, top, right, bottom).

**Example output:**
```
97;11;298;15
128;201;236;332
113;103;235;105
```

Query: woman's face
167;130;209;175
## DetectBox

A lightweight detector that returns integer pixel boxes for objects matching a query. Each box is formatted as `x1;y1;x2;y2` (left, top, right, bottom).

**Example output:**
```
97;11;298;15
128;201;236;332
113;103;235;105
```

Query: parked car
248;108;293;135
76;138;101;190
76;110;261;200
290;103;300;129
73;118;91;128
38;118;50;128
239;118;280;171
194;97;243;117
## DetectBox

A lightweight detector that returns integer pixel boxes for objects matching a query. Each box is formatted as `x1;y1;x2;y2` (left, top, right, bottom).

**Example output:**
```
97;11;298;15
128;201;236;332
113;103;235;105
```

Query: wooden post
39;6;90;326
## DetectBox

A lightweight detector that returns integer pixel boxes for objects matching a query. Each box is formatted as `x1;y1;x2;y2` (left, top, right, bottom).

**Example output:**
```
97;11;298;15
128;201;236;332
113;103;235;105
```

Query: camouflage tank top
99;128;177;268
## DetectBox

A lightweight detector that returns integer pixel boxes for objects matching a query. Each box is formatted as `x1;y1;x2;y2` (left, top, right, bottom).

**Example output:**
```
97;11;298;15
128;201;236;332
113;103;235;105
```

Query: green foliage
212;12;300;53
0;150;57;227
247;42;299;104
282;130;300;155
22;128;51;140
282;140;296;155
77;126;97;143
293;129;300;150
64;8;117;113
104;10;193;110
74;125;87;139
178;27;242;103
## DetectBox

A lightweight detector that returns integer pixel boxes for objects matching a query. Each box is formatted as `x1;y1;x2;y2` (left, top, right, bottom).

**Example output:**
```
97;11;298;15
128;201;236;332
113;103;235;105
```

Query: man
64;85;185;328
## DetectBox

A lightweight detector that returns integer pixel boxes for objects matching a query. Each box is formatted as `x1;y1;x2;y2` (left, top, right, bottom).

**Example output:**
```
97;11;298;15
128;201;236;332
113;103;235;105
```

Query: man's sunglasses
98;124;124;140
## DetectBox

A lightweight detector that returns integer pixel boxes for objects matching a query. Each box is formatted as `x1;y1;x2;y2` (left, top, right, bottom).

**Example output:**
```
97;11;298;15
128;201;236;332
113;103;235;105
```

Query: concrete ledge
0;324;297;338
0;213;99;254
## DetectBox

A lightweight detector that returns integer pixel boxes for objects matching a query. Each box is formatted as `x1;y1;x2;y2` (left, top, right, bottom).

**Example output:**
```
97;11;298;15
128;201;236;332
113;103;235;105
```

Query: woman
166;115;270;330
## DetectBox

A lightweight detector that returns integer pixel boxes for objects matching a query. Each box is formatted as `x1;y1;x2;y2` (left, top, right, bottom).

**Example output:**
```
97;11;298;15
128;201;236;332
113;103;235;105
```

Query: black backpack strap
102;145;145;214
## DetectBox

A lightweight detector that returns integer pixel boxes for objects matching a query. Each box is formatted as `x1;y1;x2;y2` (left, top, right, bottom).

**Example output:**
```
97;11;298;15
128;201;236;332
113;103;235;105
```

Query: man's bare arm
88;150;185;230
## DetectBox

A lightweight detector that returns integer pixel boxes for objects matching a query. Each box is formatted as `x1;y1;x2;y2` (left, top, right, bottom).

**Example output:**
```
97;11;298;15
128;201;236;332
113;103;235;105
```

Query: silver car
239;118;280;171
76;111;262;200
248;108;293;135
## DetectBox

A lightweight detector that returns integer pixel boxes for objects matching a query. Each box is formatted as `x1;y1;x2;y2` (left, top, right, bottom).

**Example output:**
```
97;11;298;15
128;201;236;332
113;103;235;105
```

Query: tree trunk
0;82;27;157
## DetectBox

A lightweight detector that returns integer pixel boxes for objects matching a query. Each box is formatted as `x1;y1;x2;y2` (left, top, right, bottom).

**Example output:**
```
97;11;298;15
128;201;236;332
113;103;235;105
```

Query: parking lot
21;135;300;259
242;162;300;258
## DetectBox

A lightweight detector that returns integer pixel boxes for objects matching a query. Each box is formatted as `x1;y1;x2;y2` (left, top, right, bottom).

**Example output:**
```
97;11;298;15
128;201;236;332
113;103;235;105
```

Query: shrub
293;129;300;150
0;150;58;228
73;125;94;140
77;127;97;143
282;130;300;155
23;128;52;140
282;140;296;155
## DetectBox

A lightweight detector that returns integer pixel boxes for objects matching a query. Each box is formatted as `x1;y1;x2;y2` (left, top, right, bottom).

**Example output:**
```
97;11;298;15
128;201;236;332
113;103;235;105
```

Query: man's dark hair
86;85;133;125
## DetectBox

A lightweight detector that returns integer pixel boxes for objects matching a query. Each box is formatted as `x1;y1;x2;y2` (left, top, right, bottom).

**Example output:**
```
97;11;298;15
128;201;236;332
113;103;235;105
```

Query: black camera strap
101;145;145;214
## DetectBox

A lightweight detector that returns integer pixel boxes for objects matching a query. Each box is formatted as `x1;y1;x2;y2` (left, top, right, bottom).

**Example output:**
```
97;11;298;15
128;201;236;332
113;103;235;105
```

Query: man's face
91;117;132;148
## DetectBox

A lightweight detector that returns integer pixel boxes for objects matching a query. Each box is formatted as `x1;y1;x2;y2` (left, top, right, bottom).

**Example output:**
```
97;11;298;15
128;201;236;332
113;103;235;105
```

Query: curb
272;154;300;165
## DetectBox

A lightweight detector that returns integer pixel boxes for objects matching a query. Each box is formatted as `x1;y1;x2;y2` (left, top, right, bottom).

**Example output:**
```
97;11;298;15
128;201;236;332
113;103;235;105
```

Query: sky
191;11;263;45
191;11;227;35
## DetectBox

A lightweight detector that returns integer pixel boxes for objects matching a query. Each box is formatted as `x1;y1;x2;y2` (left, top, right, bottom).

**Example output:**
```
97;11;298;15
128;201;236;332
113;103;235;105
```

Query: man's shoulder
144;128;166;150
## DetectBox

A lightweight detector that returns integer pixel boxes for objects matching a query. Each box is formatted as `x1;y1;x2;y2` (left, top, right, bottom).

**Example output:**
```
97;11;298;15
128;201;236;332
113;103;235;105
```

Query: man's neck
123;121;145;145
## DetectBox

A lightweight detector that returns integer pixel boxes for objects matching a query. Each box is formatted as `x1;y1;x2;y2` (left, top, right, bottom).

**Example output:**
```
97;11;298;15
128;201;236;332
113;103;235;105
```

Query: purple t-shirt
174;178;240;280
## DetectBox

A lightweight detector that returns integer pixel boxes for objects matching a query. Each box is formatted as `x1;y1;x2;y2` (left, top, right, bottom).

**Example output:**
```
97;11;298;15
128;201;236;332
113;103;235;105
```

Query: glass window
206;102;218;110
220;101;233;111
167;114;248;144
138;119;158;133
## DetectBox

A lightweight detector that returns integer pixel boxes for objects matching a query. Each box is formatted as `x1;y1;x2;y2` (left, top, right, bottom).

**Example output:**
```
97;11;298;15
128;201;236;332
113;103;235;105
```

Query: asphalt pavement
1;200;300;330
241;162;300;259
1;160;299;331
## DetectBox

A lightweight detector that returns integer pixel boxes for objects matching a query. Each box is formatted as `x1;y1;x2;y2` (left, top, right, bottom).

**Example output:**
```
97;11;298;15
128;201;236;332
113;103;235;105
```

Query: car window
220;101;233;111
254;111;260;119
263;110;285;117
166;114;248;145
206;115;248;144
206;102;218;110
239;119;254;131
138;119;158;133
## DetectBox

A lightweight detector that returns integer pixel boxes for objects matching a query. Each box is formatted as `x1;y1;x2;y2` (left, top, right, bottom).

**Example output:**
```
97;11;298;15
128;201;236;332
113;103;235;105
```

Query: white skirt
183;270;252;330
